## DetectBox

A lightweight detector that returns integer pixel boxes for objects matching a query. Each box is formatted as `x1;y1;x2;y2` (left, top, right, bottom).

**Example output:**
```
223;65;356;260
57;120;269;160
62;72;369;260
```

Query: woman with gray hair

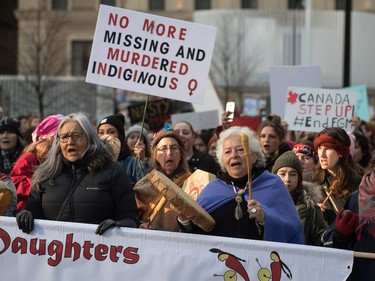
179;126;304;244
16;112;139;235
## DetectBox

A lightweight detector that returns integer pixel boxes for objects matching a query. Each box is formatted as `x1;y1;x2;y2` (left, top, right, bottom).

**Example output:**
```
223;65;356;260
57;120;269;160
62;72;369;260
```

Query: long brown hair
256;114;285;159
313;127;358;198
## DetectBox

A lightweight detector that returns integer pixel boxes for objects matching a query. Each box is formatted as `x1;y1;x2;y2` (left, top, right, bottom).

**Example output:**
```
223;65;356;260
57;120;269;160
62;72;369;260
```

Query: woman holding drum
133;124;192;232
178;126;304;244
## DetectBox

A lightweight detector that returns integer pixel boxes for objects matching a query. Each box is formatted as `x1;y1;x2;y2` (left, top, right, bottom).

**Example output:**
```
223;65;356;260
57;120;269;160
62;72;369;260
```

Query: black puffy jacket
27;157;139;227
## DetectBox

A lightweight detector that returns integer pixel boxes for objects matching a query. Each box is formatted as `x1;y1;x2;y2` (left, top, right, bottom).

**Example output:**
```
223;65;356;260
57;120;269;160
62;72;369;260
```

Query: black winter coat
188;148;220;176
27;159;139;227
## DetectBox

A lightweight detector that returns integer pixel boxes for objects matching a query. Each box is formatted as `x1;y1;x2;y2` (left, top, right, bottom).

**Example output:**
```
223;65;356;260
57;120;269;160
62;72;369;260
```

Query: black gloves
95;218;139;235
95;219;117;235
16;210;34;234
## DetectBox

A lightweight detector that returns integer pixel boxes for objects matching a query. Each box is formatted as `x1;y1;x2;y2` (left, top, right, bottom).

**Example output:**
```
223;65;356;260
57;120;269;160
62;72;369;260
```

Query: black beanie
97;113;125;139
0;117;21;137
272;151;303;180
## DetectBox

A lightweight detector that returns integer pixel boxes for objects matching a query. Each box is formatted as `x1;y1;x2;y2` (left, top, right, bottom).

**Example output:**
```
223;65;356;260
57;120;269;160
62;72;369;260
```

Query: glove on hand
16;210;34;234
95;219;117;235
336;209;359;236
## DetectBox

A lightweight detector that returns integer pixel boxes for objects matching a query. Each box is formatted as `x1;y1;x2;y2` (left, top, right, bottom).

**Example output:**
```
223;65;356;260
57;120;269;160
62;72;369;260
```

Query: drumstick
148;197;167;226
241;134;253;200
132;95;150;176
321;180;339;207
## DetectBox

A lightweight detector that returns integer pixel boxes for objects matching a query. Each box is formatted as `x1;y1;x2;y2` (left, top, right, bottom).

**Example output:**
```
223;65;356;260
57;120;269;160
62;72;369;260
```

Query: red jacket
9;152;38;210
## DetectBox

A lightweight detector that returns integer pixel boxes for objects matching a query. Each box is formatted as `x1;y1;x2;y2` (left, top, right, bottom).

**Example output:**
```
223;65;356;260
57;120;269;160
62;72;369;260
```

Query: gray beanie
272;151;303;179
126;124;149;144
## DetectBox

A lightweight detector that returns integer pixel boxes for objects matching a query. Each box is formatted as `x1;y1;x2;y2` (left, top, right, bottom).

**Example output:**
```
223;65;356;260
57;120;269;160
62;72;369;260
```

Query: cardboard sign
182;169;216;200
86;5;217;104
284;87;357;132
269;66;321;119
127;98;172;131
171;110;219;130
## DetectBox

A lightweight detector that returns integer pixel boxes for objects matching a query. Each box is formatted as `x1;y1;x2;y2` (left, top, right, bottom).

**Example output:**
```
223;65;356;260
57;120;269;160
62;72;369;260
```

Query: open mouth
67;147;79;156
230;162;241;167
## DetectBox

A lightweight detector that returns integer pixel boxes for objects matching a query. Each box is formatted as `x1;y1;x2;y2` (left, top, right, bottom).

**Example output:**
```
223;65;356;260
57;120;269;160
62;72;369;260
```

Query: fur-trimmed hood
298;181;325;208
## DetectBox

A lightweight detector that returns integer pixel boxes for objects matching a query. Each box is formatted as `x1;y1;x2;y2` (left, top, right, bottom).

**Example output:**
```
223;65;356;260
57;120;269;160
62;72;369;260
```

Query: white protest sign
86;5;217;104
171;110;219;130
269;66;321;119
284;87;357;132
0;217;353;281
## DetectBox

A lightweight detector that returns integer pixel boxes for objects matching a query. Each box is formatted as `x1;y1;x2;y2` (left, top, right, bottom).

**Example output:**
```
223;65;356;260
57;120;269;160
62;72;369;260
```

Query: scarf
357;172;375;238
1;150;12;174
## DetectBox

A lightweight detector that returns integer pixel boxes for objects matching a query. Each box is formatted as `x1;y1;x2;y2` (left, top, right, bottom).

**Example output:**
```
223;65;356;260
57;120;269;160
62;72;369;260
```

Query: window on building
52;0;67;10
100;0;116;6
72;41;92;76
149;0;164;10
336;0;345;10
195;0;211;10
241;0;257;9
288;0;305;9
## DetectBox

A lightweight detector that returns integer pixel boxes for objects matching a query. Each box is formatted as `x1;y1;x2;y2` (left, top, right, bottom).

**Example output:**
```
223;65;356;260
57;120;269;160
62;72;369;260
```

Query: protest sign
127;98;172;131
171;110;219;130
344;84;369;121
86;5;217;104
269;66;321;119
0;217;353;281
284;87;357;132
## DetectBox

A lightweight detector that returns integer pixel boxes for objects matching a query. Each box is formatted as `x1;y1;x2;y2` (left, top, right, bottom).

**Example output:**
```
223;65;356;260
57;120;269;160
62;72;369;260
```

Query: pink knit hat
31;114;64;142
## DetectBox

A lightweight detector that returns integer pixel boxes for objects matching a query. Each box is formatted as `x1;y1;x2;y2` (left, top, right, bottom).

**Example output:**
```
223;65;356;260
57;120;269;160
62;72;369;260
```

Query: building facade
1;0;374;119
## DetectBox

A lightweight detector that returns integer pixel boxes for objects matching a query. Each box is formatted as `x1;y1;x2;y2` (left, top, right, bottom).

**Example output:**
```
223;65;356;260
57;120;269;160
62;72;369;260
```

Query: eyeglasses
58;132;84;143
156;145;180;153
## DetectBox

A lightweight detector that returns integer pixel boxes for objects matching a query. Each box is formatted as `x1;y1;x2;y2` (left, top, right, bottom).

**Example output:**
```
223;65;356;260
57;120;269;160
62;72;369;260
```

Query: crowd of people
0;110;374;279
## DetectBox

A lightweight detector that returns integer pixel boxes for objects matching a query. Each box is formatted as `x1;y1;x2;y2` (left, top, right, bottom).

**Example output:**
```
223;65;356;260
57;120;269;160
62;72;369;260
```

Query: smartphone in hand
225;102;235;122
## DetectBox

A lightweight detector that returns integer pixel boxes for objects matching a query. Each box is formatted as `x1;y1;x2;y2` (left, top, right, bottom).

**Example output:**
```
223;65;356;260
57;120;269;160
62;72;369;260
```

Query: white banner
284;87;357;132
0;217;353;281
86;5;217;104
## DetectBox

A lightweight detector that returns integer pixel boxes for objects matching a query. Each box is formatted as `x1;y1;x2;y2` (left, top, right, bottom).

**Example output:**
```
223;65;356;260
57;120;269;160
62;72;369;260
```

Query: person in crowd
280;120;295;149
292;140;318;177
15;113;139;235
126;124;151;158
194;131;212;154
338;154;375;280
0;117;26;175
18;115;31;141
208;134;219;163
323;154;375;280
272;151;327;245
97;114;151;186
134;124;191;232
0;171;17;216
313;127;361;226
256;114;291;171
10;114;64;210
178;126;304;244
351;116;375;150
352;131;372;171
173;121;220;175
